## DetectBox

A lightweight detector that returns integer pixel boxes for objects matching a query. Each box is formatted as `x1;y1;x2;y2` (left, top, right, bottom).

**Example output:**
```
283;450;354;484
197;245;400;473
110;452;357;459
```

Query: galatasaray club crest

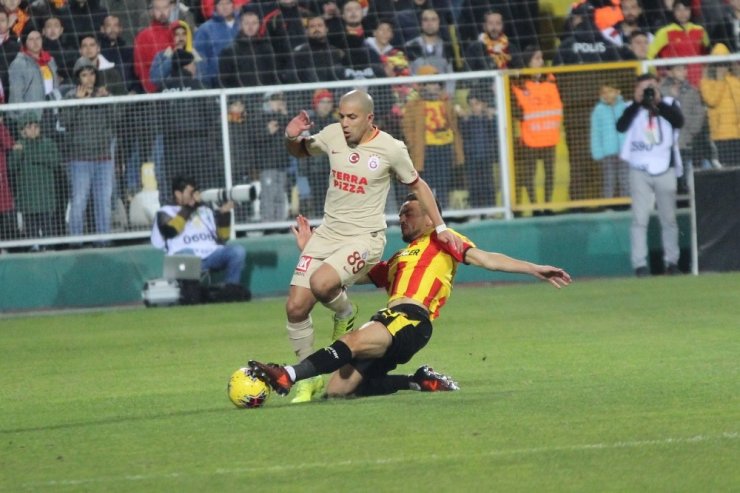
348;152;360;165
367;154;380;170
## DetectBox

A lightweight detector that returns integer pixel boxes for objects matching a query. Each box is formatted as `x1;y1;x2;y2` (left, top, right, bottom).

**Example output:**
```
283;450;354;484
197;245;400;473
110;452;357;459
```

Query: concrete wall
0;211;690;312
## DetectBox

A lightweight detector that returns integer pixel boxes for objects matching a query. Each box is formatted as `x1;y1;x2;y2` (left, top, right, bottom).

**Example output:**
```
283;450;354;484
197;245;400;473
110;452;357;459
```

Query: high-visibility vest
512;78;563;148
571;0;623;31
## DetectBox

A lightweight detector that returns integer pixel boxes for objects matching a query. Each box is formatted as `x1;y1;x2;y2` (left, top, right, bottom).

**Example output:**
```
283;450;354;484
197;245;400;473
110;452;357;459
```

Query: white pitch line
23;432;739;488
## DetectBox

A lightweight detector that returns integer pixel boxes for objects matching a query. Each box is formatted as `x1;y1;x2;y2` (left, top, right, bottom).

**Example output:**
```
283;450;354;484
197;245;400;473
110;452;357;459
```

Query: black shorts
353;303;433;379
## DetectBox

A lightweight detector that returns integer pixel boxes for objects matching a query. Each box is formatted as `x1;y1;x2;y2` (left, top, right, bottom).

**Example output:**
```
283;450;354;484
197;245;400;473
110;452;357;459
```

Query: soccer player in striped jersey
249;193;571;398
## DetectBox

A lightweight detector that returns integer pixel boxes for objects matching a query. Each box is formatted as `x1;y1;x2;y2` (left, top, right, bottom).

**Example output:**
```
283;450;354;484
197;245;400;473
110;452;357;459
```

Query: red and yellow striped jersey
368;229;475;320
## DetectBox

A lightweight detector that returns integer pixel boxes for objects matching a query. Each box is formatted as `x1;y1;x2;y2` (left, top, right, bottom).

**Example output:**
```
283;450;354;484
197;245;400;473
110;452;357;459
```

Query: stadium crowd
0;0;739;246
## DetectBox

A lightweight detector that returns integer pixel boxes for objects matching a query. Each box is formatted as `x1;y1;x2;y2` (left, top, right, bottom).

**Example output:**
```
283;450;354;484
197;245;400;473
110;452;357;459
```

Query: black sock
294;340;352;380
355;375;413;396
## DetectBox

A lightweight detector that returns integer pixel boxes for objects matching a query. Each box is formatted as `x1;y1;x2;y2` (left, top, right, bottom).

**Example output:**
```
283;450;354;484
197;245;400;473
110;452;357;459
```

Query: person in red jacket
647;0;709;87
133;0;174;93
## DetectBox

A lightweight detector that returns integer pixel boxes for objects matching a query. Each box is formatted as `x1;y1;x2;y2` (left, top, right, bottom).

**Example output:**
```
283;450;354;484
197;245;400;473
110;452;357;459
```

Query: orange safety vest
512;78;563;148
571;0;623;31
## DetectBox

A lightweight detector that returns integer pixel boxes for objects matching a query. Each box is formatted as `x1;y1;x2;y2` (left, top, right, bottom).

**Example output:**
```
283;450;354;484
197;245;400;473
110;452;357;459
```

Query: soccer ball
227;367;271;409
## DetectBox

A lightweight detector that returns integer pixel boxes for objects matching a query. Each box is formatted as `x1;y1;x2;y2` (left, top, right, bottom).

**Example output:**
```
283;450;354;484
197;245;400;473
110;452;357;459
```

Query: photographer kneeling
151;175;249;302
617;73;684;277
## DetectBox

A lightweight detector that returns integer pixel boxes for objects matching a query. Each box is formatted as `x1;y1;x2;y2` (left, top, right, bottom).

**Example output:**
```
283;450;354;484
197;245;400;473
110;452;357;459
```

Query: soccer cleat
247;360;293;396
290;375;325;404
332;302;358;341
411;365;460;392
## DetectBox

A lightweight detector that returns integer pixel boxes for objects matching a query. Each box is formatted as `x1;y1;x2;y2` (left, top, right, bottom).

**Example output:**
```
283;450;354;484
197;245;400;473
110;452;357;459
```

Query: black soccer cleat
411;365;460;392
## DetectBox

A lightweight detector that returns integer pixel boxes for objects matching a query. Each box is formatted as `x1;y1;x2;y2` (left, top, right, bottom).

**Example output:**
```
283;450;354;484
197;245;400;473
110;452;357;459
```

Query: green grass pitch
1;274;738;492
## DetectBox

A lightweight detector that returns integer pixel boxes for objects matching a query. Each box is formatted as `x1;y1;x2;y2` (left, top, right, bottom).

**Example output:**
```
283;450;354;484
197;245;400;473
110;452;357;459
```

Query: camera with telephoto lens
642;87;657;107
199;183;261;204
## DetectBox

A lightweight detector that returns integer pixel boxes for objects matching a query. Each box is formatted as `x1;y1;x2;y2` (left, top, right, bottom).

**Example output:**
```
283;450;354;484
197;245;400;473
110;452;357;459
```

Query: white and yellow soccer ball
228;367;271;409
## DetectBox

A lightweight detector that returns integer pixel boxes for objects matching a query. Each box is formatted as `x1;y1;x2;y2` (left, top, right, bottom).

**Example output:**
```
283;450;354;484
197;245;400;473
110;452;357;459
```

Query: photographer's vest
513;78;563;148
151;205;221;258
619;96;683;177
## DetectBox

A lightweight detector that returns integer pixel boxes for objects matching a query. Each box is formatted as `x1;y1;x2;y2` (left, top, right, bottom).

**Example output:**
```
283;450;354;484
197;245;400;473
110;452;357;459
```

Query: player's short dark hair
404;192;441;215
171;175;198;194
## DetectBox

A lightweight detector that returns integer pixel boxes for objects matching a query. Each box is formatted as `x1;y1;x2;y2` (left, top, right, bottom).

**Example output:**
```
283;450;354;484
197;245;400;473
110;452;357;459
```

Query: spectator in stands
404;9;453;78
464;10;518;71
402;64;464;209
258;0;311;62
619;29;650;60
133;0;174;93
590;82;628;199
150;20;204;90
0;114;14;240
700;44;740;167
365;17;401;66
193;0;239;88
218;10;281;89
151;173;248;299
0;10;20;95
9;27;59;121
226;98;259;188
254;91;290;222
648;0;709;86
293;15;346;83
302;88;334;217
8;112;60;247
710;0;740;53
326;0;369;65
66;0;108;46
458;0;539;51
660;64;706;173
617;73;684;276
99;15;138;92
62;57;116;240
601;0;654;47
1;0;32;39
160;49;220;191
201;0;248;20
394;0;454;46
457;88;497;208
553;2;622;65
78;33;125;94
40;16;76;85
512;46;562;214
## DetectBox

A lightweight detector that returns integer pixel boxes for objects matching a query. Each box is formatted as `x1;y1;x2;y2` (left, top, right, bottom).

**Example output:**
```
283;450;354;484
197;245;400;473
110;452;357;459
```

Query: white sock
286;317;314;361
285;366;297;382
322;289;354;319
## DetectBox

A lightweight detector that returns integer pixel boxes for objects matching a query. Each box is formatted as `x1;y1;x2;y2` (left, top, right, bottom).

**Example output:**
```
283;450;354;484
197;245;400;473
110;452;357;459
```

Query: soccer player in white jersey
280;89;461;403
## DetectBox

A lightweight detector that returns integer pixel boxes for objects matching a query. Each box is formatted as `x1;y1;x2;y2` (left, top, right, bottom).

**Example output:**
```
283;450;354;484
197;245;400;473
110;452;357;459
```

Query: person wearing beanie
8;26;59;121
61;53;117;243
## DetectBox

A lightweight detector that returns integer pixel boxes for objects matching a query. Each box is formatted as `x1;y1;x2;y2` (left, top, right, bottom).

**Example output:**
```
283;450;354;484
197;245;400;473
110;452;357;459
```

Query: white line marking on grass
23;432;739;488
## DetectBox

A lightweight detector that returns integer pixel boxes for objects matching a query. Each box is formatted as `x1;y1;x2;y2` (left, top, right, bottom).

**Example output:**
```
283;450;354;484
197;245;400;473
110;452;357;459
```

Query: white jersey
307;123;419;236
151;204;221;258
620;96;683;177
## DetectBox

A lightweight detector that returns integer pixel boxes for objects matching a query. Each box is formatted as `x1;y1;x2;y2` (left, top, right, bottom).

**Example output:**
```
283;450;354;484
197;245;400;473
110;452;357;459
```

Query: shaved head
339;90;374;114
338;90;376;146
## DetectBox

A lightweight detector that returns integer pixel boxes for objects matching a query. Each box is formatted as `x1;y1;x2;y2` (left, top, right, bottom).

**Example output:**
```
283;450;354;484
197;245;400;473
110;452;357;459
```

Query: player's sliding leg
250;321;390;395
354;367;459;395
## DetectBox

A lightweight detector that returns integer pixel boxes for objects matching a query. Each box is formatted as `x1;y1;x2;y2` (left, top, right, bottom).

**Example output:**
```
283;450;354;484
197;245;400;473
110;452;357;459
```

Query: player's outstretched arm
408;177;463;253
285;110;314;158
465;248;572;288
